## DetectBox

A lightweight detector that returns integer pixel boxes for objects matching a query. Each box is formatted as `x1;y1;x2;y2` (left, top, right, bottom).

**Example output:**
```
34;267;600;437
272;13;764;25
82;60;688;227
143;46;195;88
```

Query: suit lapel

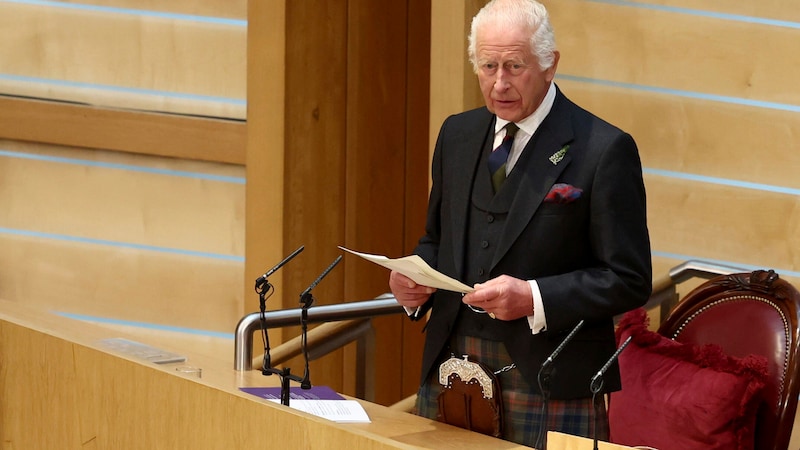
491;90;575;270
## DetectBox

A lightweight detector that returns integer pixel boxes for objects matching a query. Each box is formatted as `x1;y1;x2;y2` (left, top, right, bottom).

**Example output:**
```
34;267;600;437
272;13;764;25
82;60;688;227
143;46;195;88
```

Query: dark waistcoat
454;140;531;340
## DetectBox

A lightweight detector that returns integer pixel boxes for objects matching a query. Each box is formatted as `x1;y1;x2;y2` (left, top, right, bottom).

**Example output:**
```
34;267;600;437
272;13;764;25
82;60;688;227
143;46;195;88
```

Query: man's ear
546;51;560;82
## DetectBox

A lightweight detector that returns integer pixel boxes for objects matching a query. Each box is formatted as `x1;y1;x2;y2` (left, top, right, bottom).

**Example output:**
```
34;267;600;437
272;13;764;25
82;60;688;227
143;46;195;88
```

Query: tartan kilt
415;334;608;447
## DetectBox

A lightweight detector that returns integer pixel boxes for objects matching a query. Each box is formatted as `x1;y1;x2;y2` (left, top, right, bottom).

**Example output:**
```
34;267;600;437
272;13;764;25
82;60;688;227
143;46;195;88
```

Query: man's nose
493;69;510;90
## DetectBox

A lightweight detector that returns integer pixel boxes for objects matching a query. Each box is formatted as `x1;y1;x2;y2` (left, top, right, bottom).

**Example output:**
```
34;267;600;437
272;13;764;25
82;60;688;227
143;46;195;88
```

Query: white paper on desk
339;246;474;293
269;399;371;423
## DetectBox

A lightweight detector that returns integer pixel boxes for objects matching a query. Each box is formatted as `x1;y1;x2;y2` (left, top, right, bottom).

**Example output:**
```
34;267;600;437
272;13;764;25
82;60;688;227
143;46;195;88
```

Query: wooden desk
0;299;528;449
547;431;636;449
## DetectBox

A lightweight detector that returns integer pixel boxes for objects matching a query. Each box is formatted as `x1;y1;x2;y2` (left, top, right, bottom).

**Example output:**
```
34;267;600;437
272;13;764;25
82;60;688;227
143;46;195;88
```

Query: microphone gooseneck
255;245;305;291
590;335;633;450
534;319;585;450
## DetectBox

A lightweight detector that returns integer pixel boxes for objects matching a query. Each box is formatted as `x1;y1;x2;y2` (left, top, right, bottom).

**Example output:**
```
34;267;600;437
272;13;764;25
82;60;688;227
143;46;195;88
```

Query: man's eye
480;63;498;74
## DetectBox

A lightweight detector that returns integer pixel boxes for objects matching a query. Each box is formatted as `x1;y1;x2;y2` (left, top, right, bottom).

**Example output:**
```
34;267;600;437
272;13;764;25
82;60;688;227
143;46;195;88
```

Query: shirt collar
494;82;557;136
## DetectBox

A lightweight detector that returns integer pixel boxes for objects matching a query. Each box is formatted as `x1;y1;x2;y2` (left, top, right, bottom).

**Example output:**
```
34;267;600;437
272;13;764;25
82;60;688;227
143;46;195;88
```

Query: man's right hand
389;271;436;308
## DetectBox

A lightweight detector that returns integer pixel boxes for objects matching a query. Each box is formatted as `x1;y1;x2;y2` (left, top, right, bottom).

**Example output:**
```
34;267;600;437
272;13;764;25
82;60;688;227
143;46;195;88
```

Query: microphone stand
534;320;584;450
257;246;304;375
589;335;632;450
264;255;343;406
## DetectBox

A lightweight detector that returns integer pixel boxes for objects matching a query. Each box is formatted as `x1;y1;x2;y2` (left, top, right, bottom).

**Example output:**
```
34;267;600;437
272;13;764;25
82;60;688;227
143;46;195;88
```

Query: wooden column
245;0;288;343
245;0;431;405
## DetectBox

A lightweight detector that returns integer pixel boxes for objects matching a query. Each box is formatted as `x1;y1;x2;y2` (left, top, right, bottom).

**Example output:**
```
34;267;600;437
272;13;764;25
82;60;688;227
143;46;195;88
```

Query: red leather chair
658;270;800;450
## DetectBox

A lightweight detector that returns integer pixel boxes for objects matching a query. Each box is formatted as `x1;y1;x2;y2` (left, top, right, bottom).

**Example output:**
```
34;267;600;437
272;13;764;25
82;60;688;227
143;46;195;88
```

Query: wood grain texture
0;142;244;256
0;97;246;164
618;0;800;23
0;300;531;450
242;0;432;405
0;236;244;332
56;0;248;19
555;80;800;188
0;3;246;99
548;1;800;105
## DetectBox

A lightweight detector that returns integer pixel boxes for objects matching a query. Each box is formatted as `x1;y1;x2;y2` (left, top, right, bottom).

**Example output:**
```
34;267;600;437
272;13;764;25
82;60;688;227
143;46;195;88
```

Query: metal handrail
234;293;403;371
646;259;748;321
235;261;750;371
667;259;747;284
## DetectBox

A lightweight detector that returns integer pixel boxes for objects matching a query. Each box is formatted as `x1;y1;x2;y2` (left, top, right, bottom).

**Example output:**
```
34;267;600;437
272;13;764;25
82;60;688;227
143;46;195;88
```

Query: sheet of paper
268;399;372;423
339;246;474;293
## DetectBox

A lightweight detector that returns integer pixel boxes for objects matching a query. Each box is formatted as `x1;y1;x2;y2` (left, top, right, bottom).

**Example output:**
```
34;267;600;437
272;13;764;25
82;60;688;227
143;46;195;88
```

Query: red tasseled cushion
608;308;769;450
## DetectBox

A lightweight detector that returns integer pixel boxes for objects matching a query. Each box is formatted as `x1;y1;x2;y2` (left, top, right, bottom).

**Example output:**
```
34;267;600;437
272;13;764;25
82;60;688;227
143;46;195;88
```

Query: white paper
339;246;474;293
270;399;371;423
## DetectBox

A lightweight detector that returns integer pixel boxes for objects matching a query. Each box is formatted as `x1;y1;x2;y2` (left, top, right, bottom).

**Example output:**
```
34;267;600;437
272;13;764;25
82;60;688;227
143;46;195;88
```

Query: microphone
535;319;585;450
590;335;632;394
590;335;633;450
299;255;343;305
540;319;585;373
255;245;305;290
298;255;344;389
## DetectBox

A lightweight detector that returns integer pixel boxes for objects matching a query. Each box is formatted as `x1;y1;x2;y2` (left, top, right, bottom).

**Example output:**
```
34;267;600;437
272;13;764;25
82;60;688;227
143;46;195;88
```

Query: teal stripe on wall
583;0;800;30
0;0;247;26
0;149;246;184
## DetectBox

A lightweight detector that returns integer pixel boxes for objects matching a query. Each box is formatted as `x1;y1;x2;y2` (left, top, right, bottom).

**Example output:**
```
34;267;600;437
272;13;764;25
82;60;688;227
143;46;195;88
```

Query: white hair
467;0;557;72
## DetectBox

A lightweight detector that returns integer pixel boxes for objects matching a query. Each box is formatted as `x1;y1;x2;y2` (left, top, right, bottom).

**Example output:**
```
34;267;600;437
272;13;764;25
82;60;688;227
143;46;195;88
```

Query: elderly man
389;0;652;446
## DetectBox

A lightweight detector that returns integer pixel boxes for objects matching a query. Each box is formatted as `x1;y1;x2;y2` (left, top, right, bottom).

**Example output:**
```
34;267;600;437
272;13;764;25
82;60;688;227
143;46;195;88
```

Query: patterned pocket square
544;183;583;204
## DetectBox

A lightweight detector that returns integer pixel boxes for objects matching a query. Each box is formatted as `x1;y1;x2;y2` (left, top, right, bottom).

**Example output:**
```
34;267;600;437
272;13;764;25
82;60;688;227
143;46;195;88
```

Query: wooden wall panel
0;236;243;332
0;97;246;164
280;0;349;397
342;0;427;405
0;141;245;332
400;0;435;400
0;142;244;256
555;81;800;189
624;0;800;23
548;1;800;105
645;177;800;284
0;1;246;118
56;0;248;19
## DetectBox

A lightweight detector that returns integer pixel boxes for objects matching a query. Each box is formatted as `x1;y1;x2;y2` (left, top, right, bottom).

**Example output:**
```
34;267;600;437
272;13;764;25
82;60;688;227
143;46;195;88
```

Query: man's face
475;24;559;123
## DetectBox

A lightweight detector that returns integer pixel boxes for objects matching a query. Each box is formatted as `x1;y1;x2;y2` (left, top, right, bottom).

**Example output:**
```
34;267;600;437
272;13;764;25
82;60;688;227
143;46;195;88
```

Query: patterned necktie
488;122;519;192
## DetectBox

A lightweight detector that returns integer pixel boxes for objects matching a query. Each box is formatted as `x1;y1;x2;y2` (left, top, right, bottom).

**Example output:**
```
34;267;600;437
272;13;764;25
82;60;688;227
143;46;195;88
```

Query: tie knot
504;123;519;140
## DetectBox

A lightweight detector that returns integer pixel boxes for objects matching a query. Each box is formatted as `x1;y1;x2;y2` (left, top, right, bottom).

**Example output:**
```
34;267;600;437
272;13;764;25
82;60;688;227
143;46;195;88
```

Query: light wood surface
555;81;800;189
0;140;245;332
615;0;800;24
547;431;634;450
57;0;247;19
0;97;246;164
0;299;530;449
549;1;800;105
0;140;244;255
0;1;246;118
